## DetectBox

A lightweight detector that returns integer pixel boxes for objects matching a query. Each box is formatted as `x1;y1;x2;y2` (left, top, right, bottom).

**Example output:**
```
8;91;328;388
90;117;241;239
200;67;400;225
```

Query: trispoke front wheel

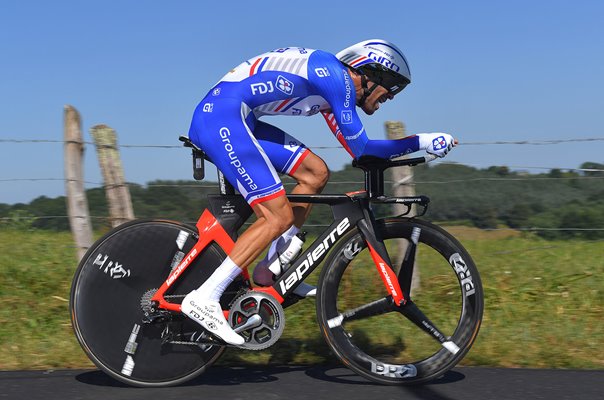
316;219;483;385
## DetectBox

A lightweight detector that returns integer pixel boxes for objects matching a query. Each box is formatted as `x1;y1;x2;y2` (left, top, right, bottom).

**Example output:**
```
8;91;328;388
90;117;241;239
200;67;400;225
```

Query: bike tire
316;218;483;385
70;219;240;387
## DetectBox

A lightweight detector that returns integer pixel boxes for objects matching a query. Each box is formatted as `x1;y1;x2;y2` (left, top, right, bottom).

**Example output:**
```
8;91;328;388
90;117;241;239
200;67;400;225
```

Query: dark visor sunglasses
361;65;410;95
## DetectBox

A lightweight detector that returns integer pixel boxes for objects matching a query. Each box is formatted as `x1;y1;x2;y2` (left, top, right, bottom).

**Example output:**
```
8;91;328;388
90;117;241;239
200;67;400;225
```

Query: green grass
0;227;602;370
461;233;604;368
0;229;92;369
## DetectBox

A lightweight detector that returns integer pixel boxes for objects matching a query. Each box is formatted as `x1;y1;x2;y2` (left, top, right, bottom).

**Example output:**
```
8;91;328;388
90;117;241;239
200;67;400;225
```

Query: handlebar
352;153;437;171
351;154;438;198
390;153;438;166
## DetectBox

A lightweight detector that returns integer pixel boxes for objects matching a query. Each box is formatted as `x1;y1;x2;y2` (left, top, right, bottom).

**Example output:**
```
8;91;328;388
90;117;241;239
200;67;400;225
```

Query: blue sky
1;1;603;204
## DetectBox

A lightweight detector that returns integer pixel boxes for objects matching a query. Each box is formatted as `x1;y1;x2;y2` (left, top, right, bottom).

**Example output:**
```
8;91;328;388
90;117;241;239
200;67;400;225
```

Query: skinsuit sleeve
308;50;420;159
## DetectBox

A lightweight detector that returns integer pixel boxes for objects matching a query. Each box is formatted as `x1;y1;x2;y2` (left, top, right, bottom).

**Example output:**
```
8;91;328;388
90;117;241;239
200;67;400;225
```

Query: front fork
357;211;408;306
357;217;423;305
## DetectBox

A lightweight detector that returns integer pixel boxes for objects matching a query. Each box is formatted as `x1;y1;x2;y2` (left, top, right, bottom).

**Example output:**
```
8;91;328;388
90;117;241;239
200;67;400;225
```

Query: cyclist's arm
310;52;421;159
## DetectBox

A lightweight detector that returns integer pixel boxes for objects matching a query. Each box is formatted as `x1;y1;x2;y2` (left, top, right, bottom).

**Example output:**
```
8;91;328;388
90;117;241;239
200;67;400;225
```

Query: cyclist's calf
258;196;295;240
228;195;294;269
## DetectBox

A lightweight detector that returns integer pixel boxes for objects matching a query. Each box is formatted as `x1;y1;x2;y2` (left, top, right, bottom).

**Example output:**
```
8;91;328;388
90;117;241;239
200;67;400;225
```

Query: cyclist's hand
417;133;457;158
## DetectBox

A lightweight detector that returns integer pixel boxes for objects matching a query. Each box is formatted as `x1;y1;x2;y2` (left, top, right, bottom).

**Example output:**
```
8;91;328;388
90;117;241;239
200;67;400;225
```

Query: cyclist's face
360;84;394;115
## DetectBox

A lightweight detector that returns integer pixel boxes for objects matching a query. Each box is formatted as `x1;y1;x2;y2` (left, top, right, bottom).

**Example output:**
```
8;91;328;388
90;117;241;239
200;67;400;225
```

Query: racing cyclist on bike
183;39;457;345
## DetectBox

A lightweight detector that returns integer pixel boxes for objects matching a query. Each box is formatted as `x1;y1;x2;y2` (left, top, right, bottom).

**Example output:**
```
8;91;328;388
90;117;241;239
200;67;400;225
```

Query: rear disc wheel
70;220;243;387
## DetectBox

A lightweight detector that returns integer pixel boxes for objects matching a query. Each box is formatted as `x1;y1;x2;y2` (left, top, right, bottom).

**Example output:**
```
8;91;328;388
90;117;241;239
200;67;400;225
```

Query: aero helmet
336;39;411;103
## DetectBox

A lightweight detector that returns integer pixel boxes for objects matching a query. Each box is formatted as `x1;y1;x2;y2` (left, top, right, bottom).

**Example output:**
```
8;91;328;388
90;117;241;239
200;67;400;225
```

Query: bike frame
151;152;432;314
151;192;407;313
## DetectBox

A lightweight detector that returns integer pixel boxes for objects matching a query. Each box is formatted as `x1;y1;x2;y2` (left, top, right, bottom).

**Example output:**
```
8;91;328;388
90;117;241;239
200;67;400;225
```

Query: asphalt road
1;366;602;400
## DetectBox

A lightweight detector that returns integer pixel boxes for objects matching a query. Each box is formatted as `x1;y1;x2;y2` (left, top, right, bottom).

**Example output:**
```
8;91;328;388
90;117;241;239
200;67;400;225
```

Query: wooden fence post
385;121;420;293
90;125;134;228
64;105;93;261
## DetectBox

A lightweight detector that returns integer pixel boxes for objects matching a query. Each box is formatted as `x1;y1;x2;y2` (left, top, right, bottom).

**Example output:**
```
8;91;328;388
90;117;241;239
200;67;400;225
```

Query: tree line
1;161;603;239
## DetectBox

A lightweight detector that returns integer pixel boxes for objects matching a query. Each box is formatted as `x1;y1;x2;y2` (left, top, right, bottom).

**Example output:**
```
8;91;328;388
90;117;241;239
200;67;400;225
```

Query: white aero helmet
336;39;411;100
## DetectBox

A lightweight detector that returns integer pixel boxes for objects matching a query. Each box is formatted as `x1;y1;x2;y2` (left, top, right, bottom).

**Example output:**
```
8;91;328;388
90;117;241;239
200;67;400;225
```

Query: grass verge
0;227;602;370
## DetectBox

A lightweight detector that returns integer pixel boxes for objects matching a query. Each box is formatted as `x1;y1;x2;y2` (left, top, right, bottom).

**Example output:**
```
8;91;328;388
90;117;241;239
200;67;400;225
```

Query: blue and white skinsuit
188;47;421;207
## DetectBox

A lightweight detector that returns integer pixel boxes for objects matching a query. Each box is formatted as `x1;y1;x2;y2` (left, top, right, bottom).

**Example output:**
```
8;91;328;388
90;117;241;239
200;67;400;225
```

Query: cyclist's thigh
253;121;310;176
188;99;284;207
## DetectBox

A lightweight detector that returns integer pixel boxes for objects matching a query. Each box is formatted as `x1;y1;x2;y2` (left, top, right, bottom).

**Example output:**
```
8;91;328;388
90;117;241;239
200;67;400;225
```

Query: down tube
272;216;355;299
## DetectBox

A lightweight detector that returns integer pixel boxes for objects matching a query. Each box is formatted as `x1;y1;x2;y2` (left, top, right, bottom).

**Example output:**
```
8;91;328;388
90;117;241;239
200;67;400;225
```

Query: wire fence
2;137;604;174
1;136;604;234
3;136;604;146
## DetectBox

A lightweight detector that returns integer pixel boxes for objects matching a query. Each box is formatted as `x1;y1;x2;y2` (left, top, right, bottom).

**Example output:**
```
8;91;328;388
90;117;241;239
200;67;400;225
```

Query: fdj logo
251;81;274;95
432;136;447;150
315;67;330;77
276;75;294;95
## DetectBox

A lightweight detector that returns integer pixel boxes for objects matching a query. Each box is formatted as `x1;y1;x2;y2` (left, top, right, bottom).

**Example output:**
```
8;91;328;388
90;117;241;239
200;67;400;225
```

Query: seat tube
151;209;237;312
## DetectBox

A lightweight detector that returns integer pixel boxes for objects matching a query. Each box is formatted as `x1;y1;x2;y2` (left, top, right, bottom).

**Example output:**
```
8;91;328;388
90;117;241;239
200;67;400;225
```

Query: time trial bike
70;136;483;387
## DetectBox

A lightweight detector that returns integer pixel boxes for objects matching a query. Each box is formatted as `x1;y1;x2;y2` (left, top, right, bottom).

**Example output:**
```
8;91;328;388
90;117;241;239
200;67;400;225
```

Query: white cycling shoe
181;291;244;346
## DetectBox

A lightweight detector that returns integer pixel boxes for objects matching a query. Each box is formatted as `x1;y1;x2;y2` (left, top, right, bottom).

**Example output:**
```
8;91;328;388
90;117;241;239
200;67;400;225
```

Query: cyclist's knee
313;161;330;191
294;153;330;192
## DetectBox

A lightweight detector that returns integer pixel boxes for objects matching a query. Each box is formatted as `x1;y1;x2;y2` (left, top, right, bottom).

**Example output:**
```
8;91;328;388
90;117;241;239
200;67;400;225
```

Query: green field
0;227;602;370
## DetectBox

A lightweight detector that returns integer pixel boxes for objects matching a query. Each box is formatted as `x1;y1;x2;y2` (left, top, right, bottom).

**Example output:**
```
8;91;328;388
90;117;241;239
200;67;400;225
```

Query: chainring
229;291;285;350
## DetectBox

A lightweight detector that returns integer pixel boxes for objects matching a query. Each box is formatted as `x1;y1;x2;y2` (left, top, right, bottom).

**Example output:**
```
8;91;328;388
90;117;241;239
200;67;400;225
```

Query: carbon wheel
316;219;483;385
70;220;243;387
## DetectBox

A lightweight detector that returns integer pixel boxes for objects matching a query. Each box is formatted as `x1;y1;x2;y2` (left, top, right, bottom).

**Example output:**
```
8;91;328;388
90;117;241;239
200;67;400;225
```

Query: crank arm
234;314;262;333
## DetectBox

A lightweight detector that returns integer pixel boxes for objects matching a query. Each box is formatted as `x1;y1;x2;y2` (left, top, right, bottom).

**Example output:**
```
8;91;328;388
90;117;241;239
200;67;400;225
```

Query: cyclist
183;39;456;345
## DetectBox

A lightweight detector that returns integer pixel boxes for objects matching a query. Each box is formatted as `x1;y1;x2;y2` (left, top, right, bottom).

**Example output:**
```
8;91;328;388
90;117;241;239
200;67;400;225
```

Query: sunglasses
361;65;410;95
